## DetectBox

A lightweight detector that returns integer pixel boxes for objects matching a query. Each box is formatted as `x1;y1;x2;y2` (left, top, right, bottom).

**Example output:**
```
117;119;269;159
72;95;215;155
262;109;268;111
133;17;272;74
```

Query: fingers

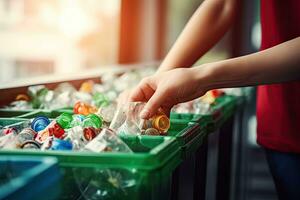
129;78;155;102
140;88;168;119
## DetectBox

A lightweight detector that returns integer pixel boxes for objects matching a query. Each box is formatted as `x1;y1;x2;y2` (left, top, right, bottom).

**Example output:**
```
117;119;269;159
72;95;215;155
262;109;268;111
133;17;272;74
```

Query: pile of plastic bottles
6;68;156;110
0;101;171;152
0;113;132;153
171;89;226;115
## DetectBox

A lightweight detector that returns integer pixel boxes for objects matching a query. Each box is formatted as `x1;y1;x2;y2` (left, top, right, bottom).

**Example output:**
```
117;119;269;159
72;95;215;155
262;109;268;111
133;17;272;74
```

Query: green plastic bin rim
0;136;181;172
168;119;204;145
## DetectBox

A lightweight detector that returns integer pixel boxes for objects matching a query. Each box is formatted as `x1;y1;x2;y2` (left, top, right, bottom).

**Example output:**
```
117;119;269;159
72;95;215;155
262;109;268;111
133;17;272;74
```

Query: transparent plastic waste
63;126;86;150
0;129;18;149
74;168;138;200
7;100;32;110
111;102;170;136
193;101;211;115
109;105;127;132
96;103;117;123
84;128;132;153
75;128;136;200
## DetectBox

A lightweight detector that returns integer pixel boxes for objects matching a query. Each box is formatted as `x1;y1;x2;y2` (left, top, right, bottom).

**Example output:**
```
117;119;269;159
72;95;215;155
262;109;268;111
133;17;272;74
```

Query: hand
117;89;132;106
129;67;210;119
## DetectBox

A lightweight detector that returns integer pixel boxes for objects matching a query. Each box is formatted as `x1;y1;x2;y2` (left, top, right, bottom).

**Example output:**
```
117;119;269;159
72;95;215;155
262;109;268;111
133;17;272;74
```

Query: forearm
158;0;238;73
198;37;300;90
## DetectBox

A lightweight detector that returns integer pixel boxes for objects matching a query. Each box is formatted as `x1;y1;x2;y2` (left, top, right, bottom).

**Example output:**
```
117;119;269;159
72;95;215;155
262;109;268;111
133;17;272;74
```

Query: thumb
140;88;168;119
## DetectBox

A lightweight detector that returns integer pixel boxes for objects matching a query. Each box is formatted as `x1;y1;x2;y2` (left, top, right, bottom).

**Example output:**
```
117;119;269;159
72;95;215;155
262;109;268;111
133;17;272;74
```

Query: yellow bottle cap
16;94;30;101
80;81;94;93
152;115;170;133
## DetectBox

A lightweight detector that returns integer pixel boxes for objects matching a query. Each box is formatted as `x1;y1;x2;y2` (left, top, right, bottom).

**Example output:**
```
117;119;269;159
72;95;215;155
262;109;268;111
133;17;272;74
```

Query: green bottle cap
83;114;103;129
56;112;73;129
93;92;109;107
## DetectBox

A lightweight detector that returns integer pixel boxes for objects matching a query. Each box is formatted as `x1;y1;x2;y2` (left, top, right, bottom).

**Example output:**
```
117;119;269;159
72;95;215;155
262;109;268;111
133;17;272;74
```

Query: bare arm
157;0;239;73
130;37;300;118
200;37;300;90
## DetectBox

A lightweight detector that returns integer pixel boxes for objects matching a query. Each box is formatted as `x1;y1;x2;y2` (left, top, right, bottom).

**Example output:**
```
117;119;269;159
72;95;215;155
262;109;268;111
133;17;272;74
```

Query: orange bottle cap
152;115;170;132
16;94;30;101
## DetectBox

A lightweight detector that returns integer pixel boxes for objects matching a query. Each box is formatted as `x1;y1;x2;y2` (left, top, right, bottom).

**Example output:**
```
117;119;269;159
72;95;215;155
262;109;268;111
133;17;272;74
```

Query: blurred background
0;1;279;200
0;0;260;83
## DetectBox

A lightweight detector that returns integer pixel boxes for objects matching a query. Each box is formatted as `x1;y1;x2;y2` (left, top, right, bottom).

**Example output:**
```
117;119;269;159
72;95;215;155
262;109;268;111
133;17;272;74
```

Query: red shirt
257;0;300;153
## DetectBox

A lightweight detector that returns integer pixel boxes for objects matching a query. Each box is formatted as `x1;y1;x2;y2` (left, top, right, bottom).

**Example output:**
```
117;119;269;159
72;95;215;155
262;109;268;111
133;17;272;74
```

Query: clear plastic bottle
96;102;117;123
116;102;170;135
63;126;86;150
84;128;133;153
0;128;18;149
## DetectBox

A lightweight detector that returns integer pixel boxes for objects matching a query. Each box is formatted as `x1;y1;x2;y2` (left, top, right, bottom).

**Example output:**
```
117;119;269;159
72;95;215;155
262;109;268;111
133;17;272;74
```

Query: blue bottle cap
31;116;51;132
49;138;73;151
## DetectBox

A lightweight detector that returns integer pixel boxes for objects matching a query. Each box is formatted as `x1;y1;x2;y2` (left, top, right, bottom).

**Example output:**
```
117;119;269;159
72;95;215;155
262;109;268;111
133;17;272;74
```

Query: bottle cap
152;115;170;133
17;128;37;145
20;140;41;149
49;138;73;150
31;116;51;132
83;127;100;141
83;114;103;129
74;102;88;115
35;128;52;144
48;122;65;139
79;81;94;93
144;128;160;136
16;94;30;101
56;112;73;129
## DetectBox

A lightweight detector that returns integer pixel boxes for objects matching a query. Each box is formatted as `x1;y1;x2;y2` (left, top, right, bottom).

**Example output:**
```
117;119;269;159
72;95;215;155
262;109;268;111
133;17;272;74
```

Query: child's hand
129;67;209;119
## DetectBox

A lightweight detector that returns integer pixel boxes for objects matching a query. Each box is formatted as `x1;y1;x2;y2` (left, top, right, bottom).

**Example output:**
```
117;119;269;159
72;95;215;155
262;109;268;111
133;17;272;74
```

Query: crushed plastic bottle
0;128;18;149
96;102;117;123
116;102;170;136
84;128;133;153
63;126;86;150
74;128;136;200
74;168;138;200
109;105;127;131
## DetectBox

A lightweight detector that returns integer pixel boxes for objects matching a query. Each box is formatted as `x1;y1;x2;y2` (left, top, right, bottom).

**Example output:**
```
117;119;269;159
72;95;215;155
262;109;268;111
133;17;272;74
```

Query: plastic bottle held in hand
84;128;132;153
128;102;170;135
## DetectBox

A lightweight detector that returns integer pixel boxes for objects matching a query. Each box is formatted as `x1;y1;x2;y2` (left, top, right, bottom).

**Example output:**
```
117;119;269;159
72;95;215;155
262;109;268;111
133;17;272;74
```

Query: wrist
192;63;218;91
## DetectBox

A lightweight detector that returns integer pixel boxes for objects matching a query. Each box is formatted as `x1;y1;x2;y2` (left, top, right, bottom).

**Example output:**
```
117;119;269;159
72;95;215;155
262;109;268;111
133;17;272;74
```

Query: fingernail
140;109;150;119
